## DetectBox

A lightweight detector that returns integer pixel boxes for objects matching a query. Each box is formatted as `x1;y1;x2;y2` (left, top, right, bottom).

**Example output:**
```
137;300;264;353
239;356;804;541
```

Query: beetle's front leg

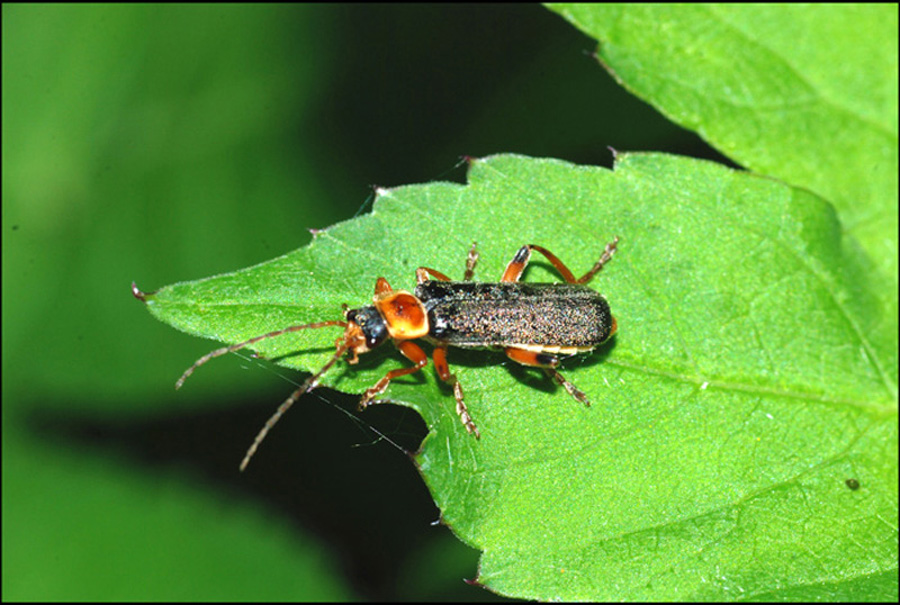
505;347;591;406
433;346;480;438
359;340;428;409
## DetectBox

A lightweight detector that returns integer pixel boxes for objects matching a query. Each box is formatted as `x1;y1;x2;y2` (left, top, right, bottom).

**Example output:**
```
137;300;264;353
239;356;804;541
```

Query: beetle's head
342;304;389;362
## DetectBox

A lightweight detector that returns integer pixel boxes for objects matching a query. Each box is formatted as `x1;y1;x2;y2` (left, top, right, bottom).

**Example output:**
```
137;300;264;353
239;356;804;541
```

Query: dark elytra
416;281;613;349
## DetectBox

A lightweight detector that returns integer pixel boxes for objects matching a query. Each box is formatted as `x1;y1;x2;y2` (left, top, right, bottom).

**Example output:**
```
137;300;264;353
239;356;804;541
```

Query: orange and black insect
177;237;619;470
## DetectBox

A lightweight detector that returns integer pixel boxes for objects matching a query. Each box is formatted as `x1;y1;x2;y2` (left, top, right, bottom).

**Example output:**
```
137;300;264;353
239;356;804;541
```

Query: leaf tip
131;281;152;302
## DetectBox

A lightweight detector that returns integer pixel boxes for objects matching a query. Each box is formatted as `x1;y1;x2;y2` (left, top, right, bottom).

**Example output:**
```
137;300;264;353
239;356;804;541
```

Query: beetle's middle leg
501;237;619;284
416;266;452;283
433;346;480;438
415;242;480;284
359;340;428;409
463;242;479;281
505;347;591;406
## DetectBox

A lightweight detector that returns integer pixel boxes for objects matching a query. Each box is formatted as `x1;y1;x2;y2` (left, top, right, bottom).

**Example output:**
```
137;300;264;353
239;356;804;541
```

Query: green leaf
548;4;899;293
141;153;898;601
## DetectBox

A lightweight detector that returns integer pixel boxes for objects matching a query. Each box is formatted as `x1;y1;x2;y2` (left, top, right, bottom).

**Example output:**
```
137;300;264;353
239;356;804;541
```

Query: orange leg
433;346;480;437
416;242;480;284
374;277;393;296
359;340;428;408
416;267;452;283
505;347;591;406
501;237;619;284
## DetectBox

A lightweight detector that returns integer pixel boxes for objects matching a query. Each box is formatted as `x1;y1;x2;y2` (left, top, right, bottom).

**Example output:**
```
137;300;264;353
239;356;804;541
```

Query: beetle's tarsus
544;367;591;407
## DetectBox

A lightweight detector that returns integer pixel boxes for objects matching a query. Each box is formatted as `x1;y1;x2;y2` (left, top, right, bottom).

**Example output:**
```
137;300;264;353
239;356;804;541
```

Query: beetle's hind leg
501;237;619;284
543;367;590;406
505;347;591;406
433;346;480;437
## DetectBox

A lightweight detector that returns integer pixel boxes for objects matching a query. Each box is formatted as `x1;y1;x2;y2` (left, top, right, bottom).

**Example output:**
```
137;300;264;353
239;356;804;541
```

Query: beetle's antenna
239;341;349;471
175;321;349;390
